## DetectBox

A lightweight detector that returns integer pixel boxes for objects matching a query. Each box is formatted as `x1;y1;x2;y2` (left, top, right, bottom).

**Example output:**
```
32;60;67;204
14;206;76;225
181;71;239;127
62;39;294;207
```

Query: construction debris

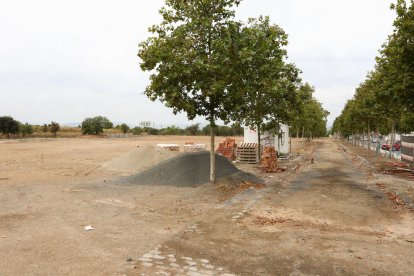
156;144;180;151
217;138;237;160
261;146;279;173
253;216;287;225
84;225;94;231
183;142;207;152
386;192;406;206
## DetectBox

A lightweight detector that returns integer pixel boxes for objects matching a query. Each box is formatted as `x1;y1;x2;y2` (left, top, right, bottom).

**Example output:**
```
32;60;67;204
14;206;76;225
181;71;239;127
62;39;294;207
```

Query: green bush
131;126;143;135
82;116;113;135
20;123;33;138
159;125;184;135
0;116;20;138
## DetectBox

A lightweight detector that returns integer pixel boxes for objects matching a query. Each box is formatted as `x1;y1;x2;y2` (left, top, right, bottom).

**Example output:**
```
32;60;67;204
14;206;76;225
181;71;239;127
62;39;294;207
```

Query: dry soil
0;137;413;276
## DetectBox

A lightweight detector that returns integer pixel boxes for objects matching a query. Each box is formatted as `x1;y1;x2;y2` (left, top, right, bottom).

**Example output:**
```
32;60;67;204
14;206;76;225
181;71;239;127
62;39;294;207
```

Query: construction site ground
0;136;413;275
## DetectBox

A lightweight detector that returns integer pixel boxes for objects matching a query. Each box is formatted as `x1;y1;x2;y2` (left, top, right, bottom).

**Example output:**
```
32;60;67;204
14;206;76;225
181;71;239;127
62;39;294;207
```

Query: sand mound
123;151;263;187
103;145;180;173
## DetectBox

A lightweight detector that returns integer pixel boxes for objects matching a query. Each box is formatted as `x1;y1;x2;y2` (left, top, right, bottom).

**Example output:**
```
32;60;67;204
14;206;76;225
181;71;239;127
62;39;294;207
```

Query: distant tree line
0;116;60;139
130;123;243;136
0;115;244;138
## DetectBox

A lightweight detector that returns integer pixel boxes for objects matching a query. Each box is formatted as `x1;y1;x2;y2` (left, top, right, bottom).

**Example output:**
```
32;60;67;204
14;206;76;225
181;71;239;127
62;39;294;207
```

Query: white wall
243;124;290;154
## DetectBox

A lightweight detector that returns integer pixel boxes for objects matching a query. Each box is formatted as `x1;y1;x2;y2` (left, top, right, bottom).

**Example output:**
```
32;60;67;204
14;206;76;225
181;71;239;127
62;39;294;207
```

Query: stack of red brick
261;146;278;173
217;138;237;160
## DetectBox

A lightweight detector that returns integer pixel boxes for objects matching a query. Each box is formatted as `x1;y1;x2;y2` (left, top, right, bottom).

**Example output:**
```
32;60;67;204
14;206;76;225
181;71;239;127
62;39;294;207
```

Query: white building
243;124;290;154
139;121;153;128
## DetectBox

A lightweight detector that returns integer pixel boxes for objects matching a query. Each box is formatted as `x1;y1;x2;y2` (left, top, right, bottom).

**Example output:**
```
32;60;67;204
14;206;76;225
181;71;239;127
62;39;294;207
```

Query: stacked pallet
217;138;237;160
261;146;278;173
237;143;259;164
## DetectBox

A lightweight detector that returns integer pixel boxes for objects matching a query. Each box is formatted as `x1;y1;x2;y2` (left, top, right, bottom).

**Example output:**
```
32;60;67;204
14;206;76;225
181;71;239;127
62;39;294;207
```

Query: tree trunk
277;129;281;153
389;121;395;159
289;130;292;154
257;124;261;164
302;126;305;142
210;124;216;184
367;121;371;151
296;129;299;139
412;147;414;167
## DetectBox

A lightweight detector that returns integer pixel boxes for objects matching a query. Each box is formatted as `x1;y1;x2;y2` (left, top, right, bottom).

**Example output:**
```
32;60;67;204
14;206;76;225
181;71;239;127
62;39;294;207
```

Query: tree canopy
49;122;60;138
81;116;113;135
139;0;243;183
20;123;34;138
0;116;20;138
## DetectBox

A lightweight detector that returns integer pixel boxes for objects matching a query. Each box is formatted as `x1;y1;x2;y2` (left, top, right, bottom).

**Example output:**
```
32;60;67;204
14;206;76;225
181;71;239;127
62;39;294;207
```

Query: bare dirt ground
1;137;413;275
338;139;414;208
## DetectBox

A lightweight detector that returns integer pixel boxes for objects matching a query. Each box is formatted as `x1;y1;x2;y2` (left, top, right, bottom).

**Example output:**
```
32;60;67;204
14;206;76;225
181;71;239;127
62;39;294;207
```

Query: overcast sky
0;0;395;127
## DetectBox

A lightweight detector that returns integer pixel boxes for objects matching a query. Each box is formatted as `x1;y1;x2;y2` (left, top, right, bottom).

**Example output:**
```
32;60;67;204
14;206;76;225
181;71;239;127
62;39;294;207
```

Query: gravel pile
123;151;262;187
103;145;180;173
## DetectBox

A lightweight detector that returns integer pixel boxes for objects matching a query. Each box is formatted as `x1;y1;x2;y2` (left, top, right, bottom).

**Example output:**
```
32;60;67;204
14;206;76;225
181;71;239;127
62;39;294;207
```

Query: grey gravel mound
122;151;263;187
103;145;180;173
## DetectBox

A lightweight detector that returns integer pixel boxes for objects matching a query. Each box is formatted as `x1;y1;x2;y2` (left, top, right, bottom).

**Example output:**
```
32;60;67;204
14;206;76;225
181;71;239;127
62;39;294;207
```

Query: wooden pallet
237;143;259;164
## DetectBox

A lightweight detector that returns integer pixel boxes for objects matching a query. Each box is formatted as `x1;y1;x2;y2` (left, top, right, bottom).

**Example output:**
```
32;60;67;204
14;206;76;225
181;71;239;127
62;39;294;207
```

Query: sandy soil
0;137;413;275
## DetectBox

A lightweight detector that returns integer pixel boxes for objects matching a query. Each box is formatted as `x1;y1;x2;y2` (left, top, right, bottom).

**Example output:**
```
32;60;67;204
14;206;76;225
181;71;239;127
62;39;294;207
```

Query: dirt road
128;139;414;276
0;137;413;275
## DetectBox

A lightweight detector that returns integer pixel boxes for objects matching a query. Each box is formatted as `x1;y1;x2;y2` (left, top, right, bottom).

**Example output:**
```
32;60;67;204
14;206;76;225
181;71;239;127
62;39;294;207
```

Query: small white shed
244;124;290;154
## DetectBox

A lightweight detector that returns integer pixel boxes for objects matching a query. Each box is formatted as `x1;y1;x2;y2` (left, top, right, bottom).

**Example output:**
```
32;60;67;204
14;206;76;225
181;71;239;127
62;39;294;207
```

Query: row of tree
0;116;60;138
138;0;329;182
0;115;243;138
332;0;414;151
131;124;243;136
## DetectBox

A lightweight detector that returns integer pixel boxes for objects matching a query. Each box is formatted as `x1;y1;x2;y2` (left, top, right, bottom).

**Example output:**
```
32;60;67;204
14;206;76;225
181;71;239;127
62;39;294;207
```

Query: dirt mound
123;151;263;187
103;145;180;173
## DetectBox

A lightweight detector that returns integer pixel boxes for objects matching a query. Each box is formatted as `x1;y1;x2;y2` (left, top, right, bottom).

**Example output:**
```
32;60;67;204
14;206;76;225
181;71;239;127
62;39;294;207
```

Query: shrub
81;116;113;135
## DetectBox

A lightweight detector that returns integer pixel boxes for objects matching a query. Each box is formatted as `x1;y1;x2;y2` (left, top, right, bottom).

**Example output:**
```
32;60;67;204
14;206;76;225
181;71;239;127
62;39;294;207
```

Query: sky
0;0;396;127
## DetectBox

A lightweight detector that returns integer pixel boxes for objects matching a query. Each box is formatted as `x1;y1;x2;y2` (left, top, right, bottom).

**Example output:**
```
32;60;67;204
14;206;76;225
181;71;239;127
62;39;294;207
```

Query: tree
49;122;60;138
20;123;33;138
0;116;20;139
139;0;242;183
42;124;48;137
333;1;414;147
131;126;143;135
81;116;113;135
301;99;329;139
119;123;130;135
384;0;414;109
159;125;184;135
144;127;159;135
290;83;314;138
230;16;298;159
185;123;200;136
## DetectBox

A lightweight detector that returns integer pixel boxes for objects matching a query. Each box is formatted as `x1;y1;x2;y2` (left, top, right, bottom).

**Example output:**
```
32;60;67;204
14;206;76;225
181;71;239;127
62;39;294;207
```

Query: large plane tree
139;0;242;183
